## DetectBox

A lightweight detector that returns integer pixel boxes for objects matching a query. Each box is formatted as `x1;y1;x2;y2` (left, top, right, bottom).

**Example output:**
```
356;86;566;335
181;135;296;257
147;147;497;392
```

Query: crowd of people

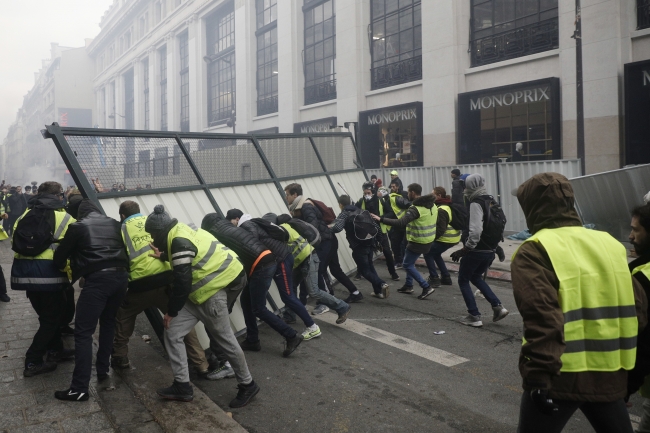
0;169;649;433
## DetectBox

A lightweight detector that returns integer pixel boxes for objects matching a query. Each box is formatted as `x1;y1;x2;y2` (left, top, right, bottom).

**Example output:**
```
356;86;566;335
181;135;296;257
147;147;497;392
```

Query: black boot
157;381;193;402
240;339;261;352
24;362;57;377
344;292;364;303
440;275;453;285
46;349;75;363
229;381;260;408
282;334;304;358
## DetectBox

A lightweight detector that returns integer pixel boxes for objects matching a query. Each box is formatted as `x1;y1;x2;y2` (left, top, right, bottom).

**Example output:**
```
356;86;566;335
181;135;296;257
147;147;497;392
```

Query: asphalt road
134;263;645;433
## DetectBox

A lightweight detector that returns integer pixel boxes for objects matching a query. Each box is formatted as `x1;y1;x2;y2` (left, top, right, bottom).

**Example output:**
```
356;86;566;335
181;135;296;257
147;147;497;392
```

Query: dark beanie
277;214;291;225
226;208;244;220
145;205;172;234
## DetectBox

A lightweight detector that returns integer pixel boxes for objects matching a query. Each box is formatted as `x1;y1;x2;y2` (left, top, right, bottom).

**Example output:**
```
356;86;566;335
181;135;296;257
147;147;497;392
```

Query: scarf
288;195;307;213
464;174;488;202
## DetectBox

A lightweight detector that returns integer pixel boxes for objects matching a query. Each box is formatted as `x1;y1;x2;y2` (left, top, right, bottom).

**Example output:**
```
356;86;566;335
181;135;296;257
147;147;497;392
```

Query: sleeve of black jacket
435;207;450;241
380;207;419;229
53;224;79;270
167;237;198;317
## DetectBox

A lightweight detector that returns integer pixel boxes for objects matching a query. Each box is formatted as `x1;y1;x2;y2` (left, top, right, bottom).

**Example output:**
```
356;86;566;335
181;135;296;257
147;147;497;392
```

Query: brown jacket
512;173;647;402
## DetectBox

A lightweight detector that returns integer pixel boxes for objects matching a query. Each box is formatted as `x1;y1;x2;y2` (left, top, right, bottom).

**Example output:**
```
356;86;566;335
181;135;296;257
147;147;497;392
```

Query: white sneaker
302;325;322;341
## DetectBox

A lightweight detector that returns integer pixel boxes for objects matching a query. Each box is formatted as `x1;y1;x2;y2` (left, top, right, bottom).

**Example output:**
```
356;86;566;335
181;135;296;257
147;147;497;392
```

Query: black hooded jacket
201;213;275;273
300;201;333;241
240;218;291;262
54;199;128;283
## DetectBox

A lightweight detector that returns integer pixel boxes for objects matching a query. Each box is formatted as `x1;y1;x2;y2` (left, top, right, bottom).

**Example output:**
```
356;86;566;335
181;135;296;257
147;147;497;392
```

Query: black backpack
12;207;56;256
448;203;469;231
352;210;378;241
472;196;507;249
251;218;289;242
286;219;321;247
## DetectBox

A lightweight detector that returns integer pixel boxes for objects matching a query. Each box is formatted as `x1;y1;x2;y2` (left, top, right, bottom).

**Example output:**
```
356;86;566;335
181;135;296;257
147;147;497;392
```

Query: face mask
364;194;372;201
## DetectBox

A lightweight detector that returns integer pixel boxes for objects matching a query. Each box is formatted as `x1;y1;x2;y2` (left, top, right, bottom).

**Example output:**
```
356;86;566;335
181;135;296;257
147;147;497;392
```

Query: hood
464;174;488;202
517;172;582;234
262;213;278;224
201;213;223;231
343;204;358;213
435;196;452;205
412;194;436;209
76;199;103;220
237;214;253;227
28;193;64;210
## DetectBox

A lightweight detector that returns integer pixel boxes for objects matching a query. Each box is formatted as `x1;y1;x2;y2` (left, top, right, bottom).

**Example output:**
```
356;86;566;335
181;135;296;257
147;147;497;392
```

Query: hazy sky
0;0;114;142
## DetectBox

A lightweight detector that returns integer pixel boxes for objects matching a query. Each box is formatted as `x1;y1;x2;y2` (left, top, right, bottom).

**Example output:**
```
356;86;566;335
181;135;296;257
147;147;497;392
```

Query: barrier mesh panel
311;136;358;171
256;137;323;178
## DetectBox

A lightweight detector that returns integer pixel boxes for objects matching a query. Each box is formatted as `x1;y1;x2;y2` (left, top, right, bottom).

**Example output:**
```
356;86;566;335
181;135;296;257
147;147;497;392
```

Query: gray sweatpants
164;288;252;385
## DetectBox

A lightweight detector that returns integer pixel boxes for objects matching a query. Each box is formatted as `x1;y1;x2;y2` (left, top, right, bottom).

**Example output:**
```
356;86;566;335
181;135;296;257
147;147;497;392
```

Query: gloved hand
450;248;469;262
530;389;559;416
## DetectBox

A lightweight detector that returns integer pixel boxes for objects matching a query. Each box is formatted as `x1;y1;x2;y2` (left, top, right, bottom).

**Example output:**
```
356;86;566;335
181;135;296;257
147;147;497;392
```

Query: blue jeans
403;248;430;288
424;242;455;278
241;262;297;342
457;251;501;317
274;255;314;328
352;247;385;294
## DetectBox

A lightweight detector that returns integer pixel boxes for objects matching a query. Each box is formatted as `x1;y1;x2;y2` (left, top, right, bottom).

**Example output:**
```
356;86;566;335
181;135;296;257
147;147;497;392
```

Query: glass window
206;2;236;126
256;0;278;116
639;0;650;30
470;0;558;67
370;0;421;90
159;46;167;131
303;0;336;105
179;32;189;132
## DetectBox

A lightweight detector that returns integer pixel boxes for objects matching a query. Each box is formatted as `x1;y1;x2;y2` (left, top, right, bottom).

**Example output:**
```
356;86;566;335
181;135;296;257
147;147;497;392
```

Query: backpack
286;219;321;247
448;203;469;231
472;196;507;249
309;199;336;224
250;218;289;242
12;207;56;257
352;210;378;241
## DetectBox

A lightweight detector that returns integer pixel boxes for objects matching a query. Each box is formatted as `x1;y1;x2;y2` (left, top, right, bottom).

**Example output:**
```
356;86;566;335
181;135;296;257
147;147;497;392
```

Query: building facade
88;0;650;175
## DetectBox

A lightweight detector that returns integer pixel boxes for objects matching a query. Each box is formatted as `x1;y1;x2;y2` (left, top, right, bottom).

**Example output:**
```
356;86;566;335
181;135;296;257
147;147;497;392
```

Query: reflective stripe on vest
122;216;170;282
167;224;243;305
389;193;406;219
281;223;313;268
13;209;75;261
11;276;69;284
515;226;637;372
437;205;460;244
406;205;438;244
362;200;388;233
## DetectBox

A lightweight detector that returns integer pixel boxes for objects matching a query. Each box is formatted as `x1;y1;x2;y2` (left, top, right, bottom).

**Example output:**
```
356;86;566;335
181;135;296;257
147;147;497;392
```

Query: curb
113;335;247;433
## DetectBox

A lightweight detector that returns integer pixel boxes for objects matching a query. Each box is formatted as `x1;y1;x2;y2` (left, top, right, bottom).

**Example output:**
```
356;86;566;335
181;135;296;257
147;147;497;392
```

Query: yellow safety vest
406;205;438;244
515;226;637;373
436;205;460;244
389;193;406;219
633;262;650;397
361;199;389;233
13;209;75;261
632;261;650;282
0;226;7;241
122;215;170;282
281;223;313;268
166;223;243;305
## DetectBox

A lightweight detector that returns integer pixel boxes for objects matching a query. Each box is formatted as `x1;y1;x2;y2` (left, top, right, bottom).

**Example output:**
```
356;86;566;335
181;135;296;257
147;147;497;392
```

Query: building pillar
276;0;297;132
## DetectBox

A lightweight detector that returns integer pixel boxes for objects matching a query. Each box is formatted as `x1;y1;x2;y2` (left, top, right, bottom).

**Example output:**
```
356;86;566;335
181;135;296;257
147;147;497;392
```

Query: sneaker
206;362;236;380
417;286;435;300
60;324;75;335
460;314;483;327
370;292;385;299
381;283;390;299
390;273;400;281
0;293;10;302
54;388;89;402
240;339;261;352
111;355;130;369
395;263;403;270
440;275;453;286
23;362;57;377
397;284;414;294
427;276;441;288
492;305;510;322
353;273;363;281
302;324;322;341
157;381;193;402
344;293;364;303
311;304;330;316
46;349;75;363
336;305;351;324
229;381;260;408
496;245;506;262
283;334;304;358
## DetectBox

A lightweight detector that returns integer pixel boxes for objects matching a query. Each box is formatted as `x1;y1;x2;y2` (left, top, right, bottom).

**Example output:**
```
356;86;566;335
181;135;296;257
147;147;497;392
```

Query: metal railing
304;78;337;106
257;95;278;116
470;17;559;67
371;55;422;90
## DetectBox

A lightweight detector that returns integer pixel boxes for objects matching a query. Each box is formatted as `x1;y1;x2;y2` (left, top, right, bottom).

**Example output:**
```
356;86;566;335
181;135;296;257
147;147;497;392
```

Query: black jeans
25;290;65;367
378;232;396;274
317;237;358;295
0;265;6;295
389;229;406;265
517;392;634;433
71;270;128;393
352;247;385;294
62;285;76;326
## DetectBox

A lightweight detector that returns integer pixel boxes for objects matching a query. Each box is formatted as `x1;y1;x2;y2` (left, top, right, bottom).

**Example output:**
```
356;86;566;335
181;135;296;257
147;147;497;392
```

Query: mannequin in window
511;142;523;162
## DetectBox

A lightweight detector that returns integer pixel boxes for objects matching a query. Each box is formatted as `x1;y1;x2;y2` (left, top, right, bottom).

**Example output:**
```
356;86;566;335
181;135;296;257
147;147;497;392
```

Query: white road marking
314;313;469;367
354;317;433;322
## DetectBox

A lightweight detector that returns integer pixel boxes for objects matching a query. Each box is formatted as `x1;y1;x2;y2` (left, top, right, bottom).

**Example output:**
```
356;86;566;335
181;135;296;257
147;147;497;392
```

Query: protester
389;170;403;194
450;174;509;327
112;201;221;380
512;173;645;433
332;195;389;299
146;205;259;407
386;180;410;267
450;169;465;206
427;187;460;286
0;220;9;303
373;183;436;300
53;198;129;402
11;182;75;377
6;185;27;236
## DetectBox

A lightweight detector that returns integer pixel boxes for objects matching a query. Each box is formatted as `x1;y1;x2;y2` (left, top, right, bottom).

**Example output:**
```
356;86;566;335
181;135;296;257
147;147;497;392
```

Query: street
135;263;646;433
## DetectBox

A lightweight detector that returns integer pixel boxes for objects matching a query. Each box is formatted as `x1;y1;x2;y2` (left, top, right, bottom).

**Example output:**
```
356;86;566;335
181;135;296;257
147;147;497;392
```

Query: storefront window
458;78;560;164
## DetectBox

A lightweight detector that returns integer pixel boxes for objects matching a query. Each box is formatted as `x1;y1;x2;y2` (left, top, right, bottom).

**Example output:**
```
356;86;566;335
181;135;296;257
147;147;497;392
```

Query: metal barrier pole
307;136;340;199
249;135;290;207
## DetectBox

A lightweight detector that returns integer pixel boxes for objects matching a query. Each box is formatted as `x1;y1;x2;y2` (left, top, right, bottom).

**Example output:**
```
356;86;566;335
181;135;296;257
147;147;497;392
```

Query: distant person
390;170;404;194
450;169;465;205
427;187;460;287
7;186;27;236
512;173;645;433
511;142;524;162
386;180;410;267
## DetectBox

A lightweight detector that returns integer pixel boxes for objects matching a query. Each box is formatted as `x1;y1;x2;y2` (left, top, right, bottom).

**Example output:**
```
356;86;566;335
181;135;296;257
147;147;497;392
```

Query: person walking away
626;204;650;430
450;169;465;206
389;170;404;195
356;182;399;281
1;186;11;234
387;181;410;268
11;182;75;377
7;186;27;237
333;195;389;299
52;199;128;402
512;172;646;433
373;183;436;300
146;206;259;407
426;187;460;287
0;222;10;303
449;174;509;326
112;201;220;379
